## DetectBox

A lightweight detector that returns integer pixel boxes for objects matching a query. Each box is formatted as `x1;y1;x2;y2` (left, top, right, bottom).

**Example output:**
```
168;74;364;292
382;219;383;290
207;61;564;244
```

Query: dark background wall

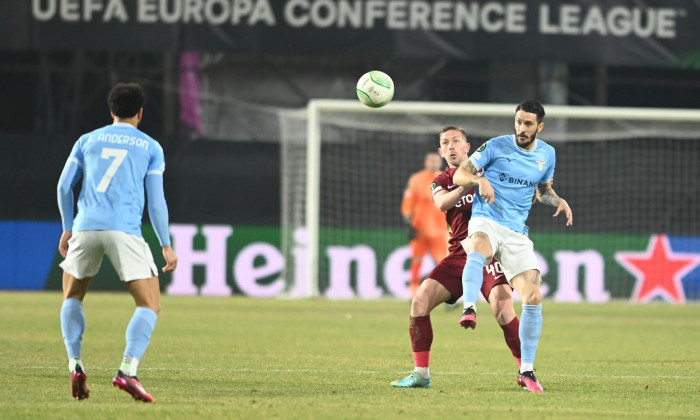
2;0;700;230
2;53;700;232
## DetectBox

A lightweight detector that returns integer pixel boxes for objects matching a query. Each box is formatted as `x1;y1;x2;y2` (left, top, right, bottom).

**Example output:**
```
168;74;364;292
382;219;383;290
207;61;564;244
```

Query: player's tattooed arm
459;159;479;175
454;159;494;203
537;182;561;207
454;160;480;188
538;181;573;226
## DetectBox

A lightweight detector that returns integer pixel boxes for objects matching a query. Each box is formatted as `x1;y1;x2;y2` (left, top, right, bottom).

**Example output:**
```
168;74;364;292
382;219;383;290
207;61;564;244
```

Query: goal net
279;100;700;300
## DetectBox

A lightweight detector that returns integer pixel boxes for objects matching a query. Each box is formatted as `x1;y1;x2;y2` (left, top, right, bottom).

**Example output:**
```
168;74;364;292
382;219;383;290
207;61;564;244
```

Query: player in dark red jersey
391;126;521;388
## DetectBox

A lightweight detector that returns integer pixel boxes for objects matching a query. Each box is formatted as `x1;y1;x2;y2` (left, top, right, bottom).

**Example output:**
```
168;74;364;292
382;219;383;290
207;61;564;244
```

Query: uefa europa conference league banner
2;221;700;302
1;0;698;67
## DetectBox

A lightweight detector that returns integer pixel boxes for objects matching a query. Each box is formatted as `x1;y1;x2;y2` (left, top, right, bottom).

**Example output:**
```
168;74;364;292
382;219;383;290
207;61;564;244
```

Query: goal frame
303;99;700;298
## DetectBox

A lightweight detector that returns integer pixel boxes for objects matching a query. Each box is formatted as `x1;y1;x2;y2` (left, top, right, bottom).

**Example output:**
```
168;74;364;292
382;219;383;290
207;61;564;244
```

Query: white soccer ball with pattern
356;71;394;108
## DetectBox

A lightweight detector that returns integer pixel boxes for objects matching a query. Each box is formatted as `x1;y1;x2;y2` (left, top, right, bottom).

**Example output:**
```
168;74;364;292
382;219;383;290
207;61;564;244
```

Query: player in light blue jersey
57;82;178;402
453;100;573;392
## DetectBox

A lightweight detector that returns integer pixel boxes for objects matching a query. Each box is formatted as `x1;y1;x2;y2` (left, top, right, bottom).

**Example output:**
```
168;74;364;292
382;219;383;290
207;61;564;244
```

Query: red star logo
615;235;700;303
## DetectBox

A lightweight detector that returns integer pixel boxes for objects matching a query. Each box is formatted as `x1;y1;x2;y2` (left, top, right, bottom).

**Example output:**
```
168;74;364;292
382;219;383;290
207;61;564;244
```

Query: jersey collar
511;134;538;152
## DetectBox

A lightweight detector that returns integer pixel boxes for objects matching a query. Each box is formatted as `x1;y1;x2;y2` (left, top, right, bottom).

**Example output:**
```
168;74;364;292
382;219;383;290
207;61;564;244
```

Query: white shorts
461;217;539;284
59;230;158;282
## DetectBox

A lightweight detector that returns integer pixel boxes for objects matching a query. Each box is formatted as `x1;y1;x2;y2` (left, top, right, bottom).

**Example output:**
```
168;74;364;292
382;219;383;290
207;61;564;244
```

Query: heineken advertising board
3;221;699;302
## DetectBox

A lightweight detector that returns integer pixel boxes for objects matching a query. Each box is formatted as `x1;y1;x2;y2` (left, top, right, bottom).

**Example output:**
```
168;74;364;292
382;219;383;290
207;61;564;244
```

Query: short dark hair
108;82;146;118
515;100;545;123
439;125;468;141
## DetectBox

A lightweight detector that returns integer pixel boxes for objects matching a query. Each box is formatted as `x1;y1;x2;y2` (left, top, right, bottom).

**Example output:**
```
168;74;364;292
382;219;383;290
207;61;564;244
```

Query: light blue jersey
469;134;555;235
57;122;170;246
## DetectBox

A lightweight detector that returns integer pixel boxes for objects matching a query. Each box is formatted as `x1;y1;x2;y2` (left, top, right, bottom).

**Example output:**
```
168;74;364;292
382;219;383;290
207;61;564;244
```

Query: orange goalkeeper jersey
401;169;446;237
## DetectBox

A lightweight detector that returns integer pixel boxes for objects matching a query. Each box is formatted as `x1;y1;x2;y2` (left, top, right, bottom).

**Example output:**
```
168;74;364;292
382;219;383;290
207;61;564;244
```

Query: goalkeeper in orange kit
401;152;449;297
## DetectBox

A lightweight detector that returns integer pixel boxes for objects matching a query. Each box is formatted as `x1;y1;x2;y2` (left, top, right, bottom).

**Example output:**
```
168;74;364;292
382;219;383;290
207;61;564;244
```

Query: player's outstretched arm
537;182;573;226
454;160;494;203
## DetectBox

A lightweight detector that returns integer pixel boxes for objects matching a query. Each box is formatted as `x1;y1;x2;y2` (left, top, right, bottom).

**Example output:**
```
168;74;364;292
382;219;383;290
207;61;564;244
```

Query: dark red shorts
426;252;509;305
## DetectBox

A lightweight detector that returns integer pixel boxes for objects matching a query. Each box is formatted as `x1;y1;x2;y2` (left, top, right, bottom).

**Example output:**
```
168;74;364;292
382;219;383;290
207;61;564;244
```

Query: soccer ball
356;71;394;108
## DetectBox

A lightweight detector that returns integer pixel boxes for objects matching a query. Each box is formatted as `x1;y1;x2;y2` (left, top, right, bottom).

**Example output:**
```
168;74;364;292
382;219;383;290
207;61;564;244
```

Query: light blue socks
62;300;157;376
60;298;85;360
124;307;158;361
462;252;486;310
519;304;543;373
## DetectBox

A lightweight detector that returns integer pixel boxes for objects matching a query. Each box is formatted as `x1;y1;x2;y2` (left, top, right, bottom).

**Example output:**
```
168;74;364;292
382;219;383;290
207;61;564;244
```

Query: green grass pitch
1;292;698;419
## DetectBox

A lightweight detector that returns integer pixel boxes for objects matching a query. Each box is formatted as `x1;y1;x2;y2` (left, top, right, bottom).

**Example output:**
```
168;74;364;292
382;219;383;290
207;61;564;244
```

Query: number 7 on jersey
96;147;128;192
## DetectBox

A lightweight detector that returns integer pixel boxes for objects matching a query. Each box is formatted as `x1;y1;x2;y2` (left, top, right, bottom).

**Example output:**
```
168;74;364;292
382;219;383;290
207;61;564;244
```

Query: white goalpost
280;99;700;299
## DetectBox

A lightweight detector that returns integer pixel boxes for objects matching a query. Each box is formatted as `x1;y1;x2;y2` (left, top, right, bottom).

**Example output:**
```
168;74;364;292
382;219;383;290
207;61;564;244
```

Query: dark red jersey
430;167;476;258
